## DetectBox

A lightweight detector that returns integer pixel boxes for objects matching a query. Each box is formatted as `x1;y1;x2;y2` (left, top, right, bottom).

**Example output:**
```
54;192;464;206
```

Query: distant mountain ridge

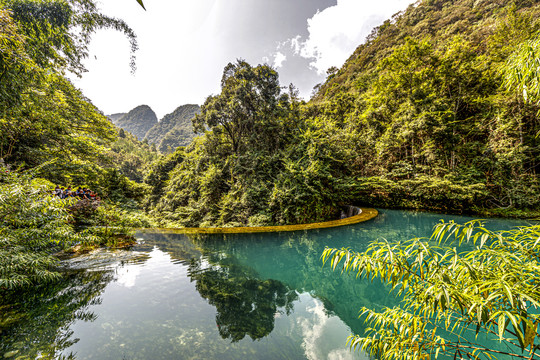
108;104;200;153
108;112;126;124
144;104;201;153
113;105;157;141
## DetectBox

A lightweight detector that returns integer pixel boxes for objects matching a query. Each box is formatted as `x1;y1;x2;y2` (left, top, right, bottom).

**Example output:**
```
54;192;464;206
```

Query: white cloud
291;0;416;74
273;52;287;68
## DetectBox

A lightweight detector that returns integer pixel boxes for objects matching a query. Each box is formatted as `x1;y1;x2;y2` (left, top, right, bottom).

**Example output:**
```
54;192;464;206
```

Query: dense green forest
1;0;539;281
0;0;540;231
310;0;540;215
0;0;154;290
143;0;540;227
144;104;201;153
4;0;538;231
2;0;537;230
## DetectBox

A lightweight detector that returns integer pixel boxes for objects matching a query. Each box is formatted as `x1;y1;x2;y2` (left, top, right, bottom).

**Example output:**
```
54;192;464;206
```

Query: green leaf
498;314;506;341
136;0;146;10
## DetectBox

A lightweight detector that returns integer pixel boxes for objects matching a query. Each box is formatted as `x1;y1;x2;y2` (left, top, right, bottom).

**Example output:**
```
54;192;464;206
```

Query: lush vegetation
3;0;539;229
307;0;540;215
0;167;149;291
2;0;540;356
0;0;152;293
110;127;159;183
111;103;201;154
0;0;150;200
146;60;348;227
140;1;540;226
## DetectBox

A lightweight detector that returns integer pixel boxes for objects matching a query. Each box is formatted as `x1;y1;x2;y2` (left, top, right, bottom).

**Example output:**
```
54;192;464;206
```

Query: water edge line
140;208;378;234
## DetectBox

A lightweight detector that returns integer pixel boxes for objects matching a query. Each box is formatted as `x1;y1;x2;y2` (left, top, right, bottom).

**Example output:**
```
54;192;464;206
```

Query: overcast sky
70;0;416;119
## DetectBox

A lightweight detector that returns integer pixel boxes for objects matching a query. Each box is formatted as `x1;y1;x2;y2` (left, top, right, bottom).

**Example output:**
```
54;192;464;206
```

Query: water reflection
1;268;114;359
0;210;534;360
188;259;298;342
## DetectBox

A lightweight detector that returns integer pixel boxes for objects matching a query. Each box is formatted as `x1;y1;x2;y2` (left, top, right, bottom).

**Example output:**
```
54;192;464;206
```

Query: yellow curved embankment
149;208;378;234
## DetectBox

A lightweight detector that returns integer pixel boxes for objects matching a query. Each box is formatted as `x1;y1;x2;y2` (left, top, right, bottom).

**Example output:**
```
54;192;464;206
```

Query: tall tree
193;60;291;155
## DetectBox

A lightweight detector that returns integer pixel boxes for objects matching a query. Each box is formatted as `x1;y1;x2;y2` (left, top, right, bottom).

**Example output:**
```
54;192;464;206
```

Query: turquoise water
0;210;535;359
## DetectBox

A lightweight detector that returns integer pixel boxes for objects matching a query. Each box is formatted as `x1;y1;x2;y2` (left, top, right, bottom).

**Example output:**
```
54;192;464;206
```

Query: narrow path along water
147;207;378;234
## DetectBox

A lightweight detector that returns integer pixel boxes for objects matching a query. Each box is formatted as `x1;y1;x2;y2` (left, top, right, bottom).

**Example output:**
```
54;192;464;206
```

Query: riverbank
472;207;540;220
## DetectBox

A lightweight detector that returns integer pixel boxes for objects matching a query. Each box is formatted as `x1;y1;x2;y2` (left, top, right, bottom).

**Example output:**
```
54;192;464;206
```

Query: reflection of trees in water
137;230;300;343
140;214;439;339
0;268;115;359
188;257;298;343
189;228;400;337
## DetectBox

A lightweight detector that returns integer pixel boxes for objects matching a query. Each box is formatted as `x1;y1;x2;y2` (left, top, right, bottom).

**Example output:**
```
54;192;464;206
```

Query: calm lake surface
0;210;536;360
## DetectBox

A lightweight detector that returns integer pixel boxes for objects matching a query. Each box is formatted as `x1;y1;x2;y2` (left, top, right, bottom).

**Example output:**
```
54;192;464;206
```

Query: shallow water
0;210;535;360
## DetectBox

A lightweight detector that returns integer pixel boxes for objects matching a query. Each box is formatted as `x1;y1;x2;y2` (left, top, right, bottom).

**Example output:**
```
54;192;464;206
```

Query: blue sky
71;0;416;118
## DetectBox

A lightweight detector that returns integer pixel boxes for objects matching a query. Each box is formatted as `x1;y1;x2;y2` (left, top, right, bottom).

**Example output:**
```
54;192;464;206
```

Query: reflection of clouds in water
115;265;141;288
299;299;327;359
328;348;358;360
297;295;367;360
116;247;173;288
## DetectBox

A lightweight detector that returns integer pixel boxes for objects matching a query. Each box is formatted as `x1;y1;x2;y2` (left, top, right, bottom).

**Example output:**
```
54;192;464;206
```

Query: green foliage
0;168;82;289
0;165;147;291
143;146;184;208
352;176;489;212
323;221;540;359
193;61;290;155
0;0;146;206
3;0;138;74
5;0;540;232
149;61;348;227
302;1;540;215
503;34;540;104
3;74;117;168
108;127;159;182
0;8;37;116
95;167;148;203
82;202;152;247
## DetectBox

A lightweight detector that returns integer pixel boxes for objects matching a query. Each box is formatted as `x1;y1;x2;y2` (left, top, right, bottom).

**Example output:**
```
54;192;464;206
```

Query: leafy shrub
0;168;81;289
323;221;540;359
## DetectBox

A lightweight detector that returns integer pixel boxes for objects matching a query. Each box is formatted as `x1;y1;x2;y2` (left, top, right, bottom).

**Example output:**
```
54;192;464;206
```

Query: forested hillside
144;104;201;153
3;0;540;357
0;0;153;197
109;128;159;183
114;104;157;140
145;0;540;227
110;104;200;153
307;0;540;215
